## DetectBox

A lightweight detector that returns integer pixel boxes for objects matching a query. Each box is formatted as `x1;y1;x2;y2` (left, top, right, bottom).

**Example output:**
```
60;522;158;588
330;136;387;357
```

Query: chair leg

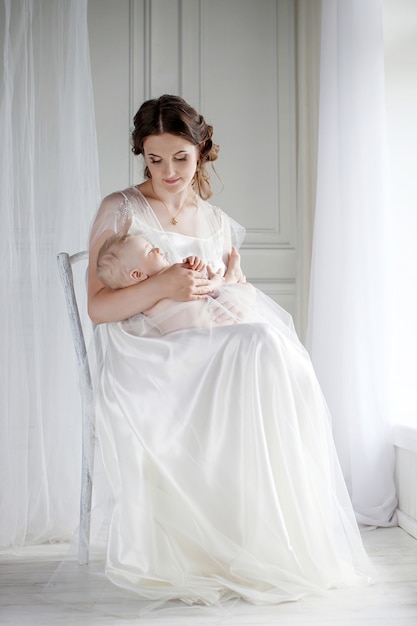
57;251;95;566
78;458;93;565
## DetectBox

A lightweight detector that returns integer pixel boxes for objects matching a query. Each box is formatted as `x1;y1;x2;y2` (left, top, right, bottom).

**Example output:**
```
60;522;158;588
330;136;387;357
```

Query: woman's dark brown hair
131;95;219;200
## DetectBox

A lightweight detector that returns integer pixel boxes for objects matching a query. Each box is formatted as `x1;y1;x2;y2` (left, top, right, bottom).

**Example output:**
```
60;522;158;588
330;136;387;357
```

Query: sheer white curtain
383;0;417;430
307;0;397;527
295;0;321;342
0;0;100;548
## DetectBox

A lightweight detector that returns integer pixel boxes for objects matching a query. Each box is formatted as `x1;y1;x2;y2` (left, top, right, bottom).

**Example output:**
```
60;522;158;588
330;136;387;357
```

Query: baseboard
393;424;417;541
397;509;417;540
393;423;417;454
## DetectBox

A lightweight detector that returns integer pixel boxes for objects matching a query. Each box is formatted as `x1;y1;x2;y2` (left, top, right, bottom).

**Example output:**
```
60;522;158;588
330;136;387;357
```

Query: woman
88;94;373;608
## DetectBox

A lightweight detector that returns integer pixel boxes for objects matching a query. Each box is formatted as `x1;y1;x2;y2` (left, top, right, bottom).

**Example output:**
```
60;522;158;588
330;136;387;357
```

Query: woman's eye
149;159;161;164
175;157;187;162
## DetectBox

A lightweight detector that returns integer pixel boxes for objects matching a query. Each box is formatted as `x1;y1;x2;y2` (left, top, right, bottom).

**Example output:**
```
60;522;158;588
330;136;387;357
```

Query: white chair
57;251;95;565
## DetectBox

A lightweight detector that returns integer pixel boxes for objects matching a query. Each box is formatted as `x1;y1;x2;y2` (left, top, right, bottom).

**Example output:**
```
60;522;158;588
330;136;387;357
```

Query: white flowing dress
93;187;373;607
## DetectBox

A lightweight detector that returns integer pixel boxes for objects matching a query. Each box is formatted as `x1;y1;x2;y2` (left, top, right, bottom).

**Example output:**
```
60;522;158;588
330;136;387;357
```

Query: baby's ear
130;269;148;283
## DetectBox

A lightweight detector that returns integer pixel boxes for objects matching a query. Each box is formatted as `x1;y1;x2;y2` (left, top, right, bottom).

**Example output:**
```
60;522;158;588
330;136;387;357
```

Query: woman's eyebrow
147;150;189;157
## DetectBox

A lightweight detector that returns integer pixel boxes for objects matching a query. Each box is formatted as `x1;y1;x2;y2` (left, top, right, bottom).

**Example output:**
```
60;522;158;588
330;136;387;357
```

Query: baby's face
127;236;169;276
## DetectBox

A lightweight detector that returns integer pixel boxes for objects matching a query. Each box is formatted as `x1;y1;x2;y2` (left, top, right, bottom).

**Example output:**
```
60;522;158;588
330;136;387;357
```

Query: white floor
1;527;416;626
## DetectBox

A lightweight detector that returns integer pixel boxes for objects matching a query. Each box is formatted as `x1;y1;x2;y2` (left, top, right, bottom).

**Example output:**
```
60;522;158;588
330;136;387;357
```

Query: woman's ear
130;269;148;283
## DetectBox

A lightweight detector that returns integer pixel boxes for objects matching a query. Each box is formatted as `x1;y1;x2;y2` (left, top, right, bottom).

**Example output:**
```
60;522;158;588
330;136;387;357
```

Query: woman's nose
163;160;175;177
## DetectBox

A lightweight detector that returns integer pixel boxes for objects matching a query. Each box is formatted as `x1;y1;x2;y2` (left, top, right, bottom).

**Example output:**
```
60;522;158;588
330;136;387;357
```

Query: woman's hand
210;284;256;325
158;263;211;301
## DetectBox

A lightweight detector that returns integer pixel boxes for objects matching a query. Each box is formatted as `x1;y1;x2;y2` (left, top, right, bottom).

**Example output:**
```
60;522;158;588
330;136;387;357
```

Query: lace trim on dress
117;192;135;226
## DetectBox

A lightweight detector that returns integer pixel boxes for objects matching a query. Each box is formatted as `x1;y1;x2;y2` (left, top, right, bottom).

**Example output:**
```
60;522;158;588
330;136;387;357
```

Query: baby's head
97;233;169;289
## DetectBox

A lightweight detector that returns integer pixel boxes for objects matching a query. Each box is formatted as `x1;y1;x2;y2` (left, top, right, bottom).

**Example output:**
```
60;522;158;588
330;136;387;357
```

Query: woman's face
143;133;199;195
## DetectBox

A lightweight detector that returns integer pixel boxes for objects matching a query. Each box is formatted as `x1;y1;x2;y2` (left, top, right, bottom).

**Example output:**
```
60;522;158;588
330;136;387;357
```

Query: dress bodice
91;185;246;272
129;214;227;274
118;186;231;272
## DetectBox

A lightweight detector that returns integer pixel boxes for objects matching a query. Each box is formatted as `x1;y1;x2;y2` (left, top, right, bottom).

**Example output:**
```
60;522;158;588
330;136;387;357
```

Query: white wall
383;0;417;425
87;0;132;195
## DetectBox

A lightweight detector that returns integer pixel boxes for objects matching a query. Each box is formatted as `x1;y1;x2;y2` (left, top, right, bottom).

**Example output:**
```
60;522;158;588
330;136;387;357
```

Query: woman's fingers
163;264;211;300
209;300;241;324
192;277;212;299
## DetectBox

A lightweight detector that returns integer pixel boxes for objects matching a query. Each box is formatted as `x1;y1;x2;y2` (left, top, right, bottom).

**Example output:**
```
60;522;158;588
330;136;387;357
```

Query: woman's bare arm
88;230;211;325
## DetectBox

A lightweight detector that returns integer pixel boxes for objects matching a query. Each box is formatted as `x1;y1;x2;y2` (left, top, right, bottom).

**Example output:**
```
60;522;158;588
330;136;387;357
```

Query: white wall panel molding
130;0;149;184
149;0;182;96
129;0;296;250
197;0;296;252
130;0;150;107
88;0;132;196
240;247;296;279
180;0;202;107
254;280;296;317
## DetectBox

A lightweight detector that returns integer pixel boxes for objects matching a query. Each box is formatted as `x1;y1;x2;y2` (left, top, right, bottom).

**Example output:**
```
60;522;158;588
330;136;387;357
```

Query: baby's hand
206;266;224;293
182;256;206;272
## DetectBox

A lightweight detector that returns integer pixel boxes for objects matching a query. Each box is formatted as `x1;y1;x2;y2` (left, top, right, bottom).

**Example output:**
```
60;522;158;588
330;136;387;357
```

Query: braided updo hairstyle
131;95;219;200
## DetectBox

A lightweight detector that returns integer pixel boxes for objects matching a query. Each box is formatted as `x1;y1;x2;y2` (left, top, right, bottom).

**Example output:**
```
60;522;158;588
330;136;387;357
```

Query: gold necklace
150;181;193;225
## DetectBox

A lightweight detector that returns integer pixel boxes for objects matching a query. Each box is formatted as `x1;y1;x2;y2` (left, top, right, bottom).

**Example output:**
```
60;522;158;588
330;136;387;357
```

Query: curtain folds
383;0;417;429
307;0;397;527
295;0;322;342
0;0;100;548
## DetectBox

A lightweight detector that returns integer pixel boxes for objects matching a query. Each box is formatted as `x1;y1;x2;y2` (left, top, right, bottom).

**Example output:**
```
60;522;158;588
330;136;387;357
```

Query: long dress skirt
95;306;372;607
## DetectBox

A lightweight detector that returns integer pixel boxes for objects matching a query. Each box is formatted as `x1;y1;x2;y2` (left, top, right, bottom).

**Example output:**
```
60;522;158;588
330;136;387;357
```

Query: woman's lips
164;178;181;185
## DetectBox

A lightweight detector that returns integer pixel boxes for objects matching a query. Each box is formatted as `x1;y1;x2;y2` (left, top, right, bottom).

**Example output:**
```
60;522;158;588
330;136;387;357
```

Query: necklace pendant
172;217;178;225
